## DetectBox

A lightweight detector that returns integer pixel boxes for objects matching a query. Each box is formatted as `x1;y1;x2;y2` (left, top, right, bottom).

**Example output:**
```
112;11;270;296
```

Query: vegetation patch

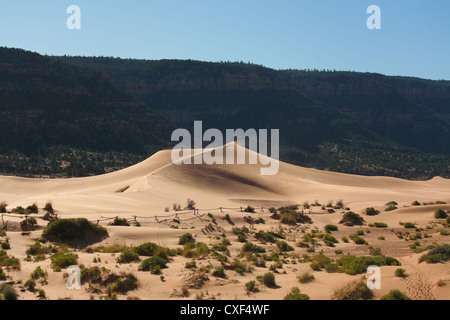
339;212;365;226
42;218;108;243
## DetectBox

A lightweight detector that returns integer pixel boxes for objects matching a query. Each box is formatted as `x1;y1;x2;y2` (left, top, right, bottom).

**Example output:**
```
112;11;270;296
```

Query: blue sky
0;0;449;80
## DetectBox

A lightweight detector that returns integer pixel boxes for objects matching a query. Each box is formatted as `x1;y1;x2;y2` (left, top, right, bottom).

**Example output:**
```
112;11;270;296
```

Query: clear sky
0;0;449;80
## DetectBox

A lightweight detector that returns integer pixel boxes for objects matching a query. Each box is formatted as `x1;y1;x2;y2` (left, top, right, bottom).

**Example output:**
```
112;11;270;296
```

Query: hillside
53;55;450;179
0;47;173;177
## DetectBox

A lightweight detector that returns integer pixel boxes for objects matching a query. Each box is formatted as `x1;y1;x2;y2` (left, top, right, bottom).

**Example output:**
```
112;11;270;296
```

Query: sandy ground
0;144;449;300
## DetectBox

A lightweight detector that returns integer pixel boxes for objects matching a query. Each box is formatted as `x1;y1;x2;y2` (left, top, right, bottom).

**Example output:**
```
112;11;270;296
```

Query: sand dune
1;144;449;300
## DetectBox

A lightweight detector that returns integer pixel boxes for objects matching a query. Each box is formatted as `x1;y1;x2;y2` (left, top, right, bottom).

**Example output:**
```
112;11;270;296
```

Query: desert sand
0;144;449;300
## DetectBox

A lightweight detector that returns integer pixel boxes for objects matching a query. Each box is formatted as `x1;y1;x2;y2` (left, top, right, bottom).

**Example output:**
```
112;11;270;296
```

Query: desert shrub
262;272;276;287
212;266;226;278
335;199;344;209
0;250;20;269
324;224;338;233
44;201;54;213
185;199;196;210
341;236;349;243
27;203;38;213
279;209;312;225
179;233;195;245
385;205;397;212
419;245;450;264
403;222;416;229
241;242;266;254
380;289;411;300
323;234;338;247
42;218;107;242
439;230;450;236
297;272;315;284
110;217;130;226
255;231;276;243
336;255;400;275
50;252;78;270
276;241;294;252
117;250;140;264
411;200;421;206
374;222;388;228
30;266;47;280
365;207;380;216
237;234;247;243
394;268;407;278
245;280;257;292
0;267;5;280
302;201;310;209
1;241;10;250
139;257;168;274
244;206;255;213
353;236;367;245
107;273;138;294
24;278;36;291
12;206;30;215
325;263;339;273
134;242;160;256
0;284;17;300
283;287;310;300
339;212;364;226
435;209;448;219
269;207;277;214
332;280;374;300
0;201;7;213
185;261;197;269
386;201;398;206
20;217;37;231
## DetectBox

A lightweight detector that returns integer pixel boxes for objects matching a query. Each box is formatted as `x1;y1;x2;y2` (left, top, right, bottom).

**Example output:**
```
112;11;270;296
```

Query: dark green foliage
262;272;276;287
139;257;168;274
0;250;20;269
20;217;37;231
323;234;338;247
381;290;411;300
419;245;450;264
411;201;421;206
276;241;294;252
279;207;312;225
110;217;130;226
394;268;407;278
241;242;266;254
255;231;276;243
212;266;226;278
374;222;388;228
283;287;310;300
117;250;140;263
365;207;380;216
107;273;138;294
0;284;18;300
435;209;448;219
50;252;77;270
244;206;255;213
324;224;338;233
42;218;108;242
385;205;397;212
245;280;257;292
339;212;364;226
336;255;400;275
385;201;398;206
403;222;416;229
332;280;374;300
178;233;195;245
0;201;7;213
0;267;5;280
353;237;367;245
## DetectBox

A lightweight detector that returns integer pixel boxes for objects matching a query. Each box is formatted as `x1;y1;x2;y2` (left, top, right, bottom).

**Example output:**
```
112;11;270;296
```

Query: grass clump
50;252;78;271
212;266;226;278
283;287;310;300
374;222;388;228
336;255;400;275
276;241;294;252
394;268;407;278
339;212;364;226
178;233;195;245
0;201;7;213
139;257;168;274
261;272;276;287
365;207;380;216
324;224;338;233
0;284;18;300
116;250;140;264
297;272;315;284
380;289;411;300
332;280;374;300
435;209;448;219
419;244;450;264
0;250;20;269
403;222;416;229
241;242;266;254
110;217;130;226
42;218;107;243
323;234;338;247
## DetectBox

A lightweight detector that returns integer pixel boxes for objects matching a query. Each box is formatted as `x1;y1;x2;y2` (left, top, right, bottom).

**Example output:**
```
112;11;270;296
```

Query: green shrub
241;242;266;254
255;231;276;243
244;206;255;213
107;273;138;294
139;257;168;274
1;241;10;250
336;255;400;275
42;218;107;242
0;201;7;213
178;233;195;245
50;252;78;270
237;234;247;243
411;200;421;206
385;205;397;212
20;217;37;231
324;224;338;233
0;250;20;269
110;217;130;226
385;201;398;206
44;201;54;213
212;266;226;278
30;266;47;280
323;234;338;247
283;287;310;300
117;250;140;263
380;289;411;300
245;280;257;292
185;261;196;269
24;278;36;291
339;212;364;226
394;268;407;278
419;245;450;264
435;209;448;219
27;203;38;213
0;284;17;300
262;272;276;287
297;272;315;284
0;267;5;280
365;207;380;216
133;242;169;260
353;236;367;245
276;241;294;252
403;222;416;229
332;280;374;300
325;263;339;273
374;222;388;228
